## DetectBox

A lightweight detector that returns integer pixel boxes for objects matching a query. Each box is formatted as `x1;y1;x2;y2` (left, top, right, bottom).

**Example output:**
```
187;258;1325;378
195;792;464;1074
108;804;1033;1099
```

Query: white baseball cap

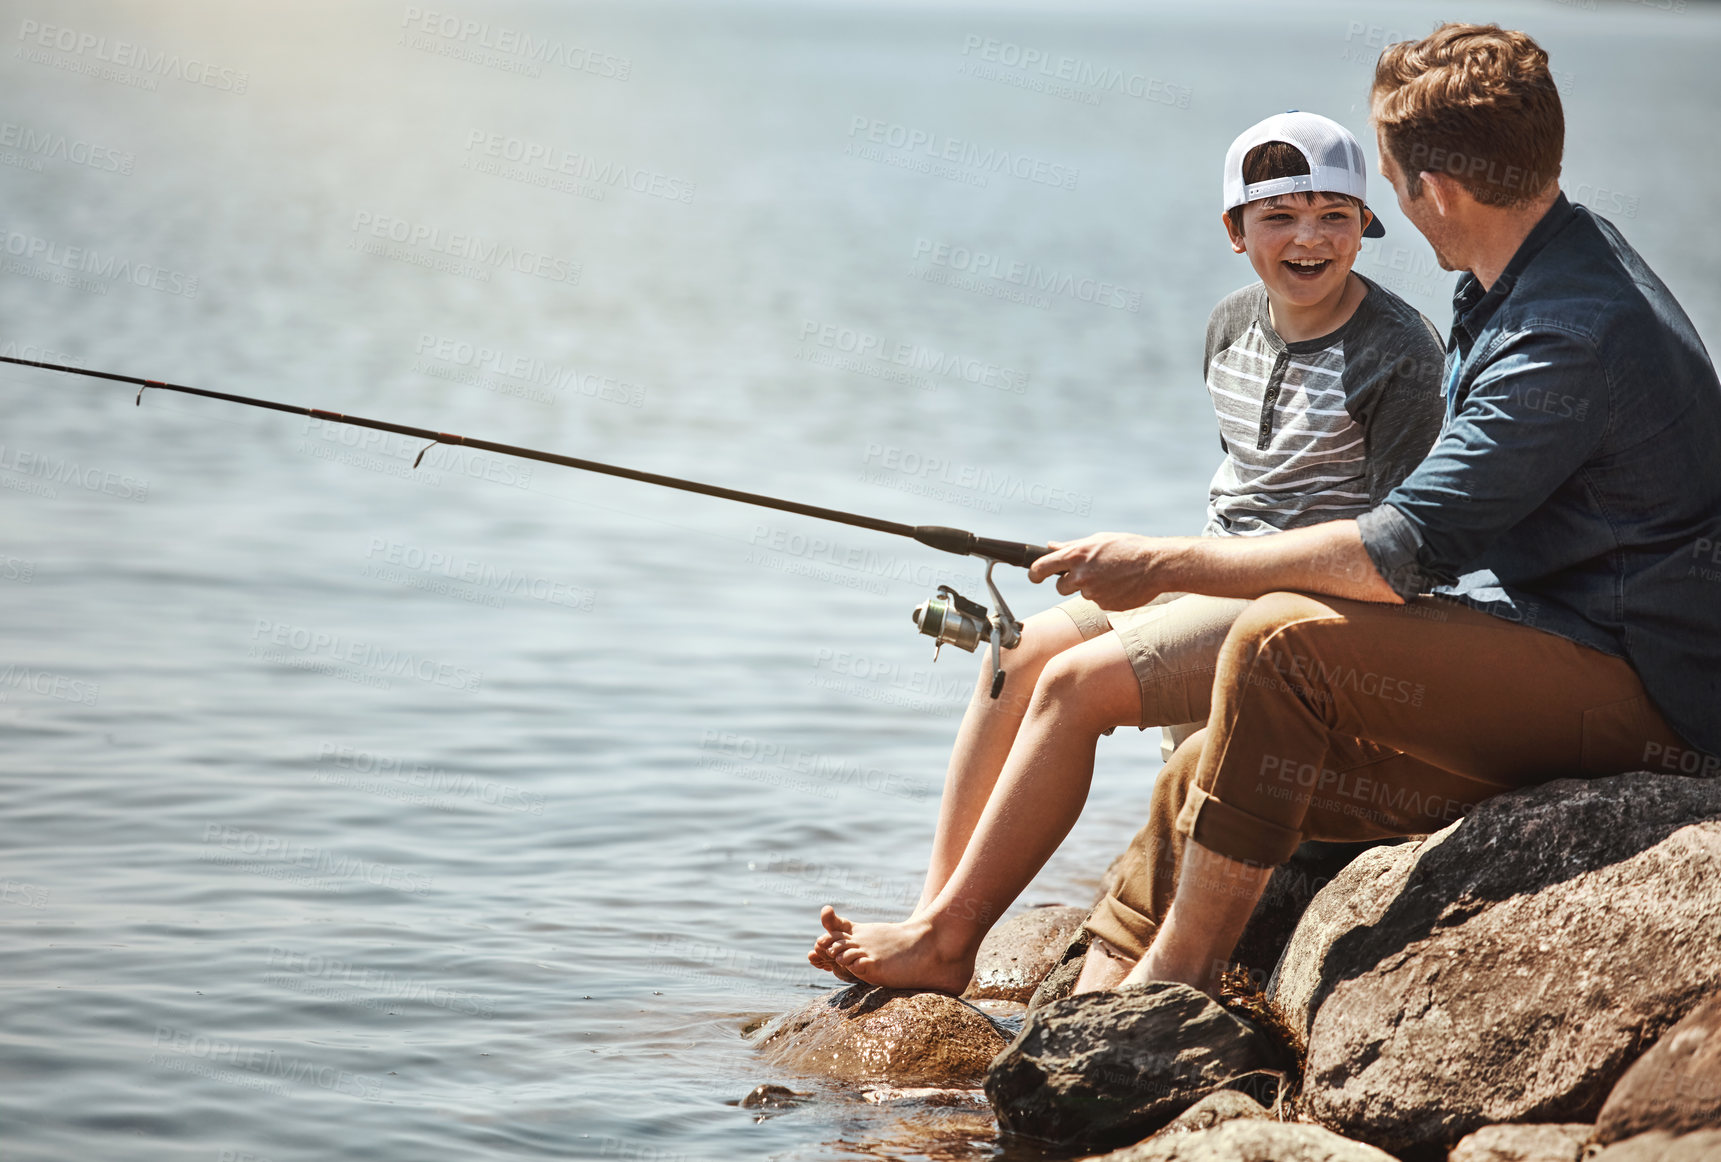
1223;110;1385;239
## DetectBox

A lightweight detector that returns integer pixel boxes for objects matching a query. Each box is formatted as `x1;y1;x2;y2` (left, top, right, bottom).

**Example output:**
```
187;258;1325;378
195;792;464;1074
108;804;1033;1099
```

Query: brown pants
1086;591;1695;960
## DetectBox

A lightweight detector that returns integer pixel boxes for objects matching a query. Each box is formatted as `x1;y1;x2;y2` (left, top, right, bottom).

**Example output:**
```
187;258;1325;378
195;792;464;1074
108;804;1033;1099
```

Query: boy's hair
1225;141;1365;235
1371;22;1562;207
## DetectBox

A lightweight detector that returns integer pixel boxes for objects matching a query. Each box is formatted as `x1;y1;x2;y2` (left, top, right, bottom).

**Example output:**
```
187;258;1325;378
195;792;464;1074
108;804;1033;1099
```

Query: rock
965;905;1090;1002
1447;1123;1593;1162
736;1083;806;1109
1279;774;1721;1155
1596;993;1721;1143
1266;842;1418;1038
1027;926;1091;1013
1230;839;1403;992
1151;1090;1270;1137
1590;1130;1721;1161
985;981;1289;1152
1089;1119;1397;1161
756;984;1008;1086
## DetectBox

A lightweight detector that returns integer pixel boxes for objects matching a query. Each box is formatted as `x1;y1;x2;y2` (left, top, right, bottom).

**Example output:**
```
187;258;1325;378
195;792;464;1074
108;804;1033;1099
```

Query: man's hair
1226;141;1363;235
1371;22;1562;207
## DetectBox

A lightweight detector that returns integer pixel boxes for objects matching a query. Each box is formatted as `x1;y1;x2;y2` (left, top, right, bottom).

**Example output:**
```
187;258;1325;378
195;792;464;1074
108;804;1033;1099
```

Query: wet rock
1447;1123;1593;1162
1278;774;1721;1156
1150;1090;1270;1138
736;1083;806;1109
985;981;1289;1152
1589;1130;1721;1161
1089;1119;1397;1161
756;984;1008;1087
1027;927;1091;1013
1596;993;1721;1143
964;905;1089;1003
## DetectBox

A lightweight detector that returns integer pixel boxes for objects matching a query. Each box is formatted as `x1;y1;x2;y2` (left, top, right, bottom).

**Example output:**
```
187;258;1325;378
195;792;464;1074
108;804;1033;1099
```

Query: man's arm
1027;520;1403;609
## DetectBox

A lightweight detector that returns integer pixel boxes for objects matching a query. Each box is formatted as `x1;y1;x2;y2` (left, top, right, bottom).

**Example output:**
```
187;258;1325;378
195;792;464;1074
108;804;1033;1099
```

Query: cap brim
1363;206;1385;238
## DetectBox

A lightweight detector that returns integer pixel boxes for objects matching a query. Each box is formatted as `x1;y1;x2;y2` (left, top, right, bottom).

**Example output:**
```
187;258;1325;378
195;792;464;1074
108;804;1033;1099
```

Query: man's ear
1418;170;1458;218
1221;210;1246;254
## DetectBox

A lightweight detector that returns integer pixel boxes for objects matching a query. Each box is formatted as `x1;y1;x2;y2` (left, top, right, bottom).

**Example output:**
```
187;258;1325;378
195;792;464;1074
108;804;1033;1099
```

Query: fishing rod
0;354;1049;697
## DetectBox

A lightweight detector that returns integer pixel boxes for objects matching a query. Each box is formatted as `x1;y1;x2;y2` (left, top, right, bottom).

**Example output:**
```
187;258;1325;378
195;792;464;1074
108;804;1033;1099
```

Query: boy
809;111;1446;992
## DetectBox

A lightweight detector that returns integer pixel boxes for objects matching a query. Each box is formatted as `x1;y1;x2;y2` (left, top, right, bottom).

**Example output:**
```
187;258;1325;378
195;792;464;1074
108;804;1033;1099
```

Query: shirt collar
1448;191;1579;352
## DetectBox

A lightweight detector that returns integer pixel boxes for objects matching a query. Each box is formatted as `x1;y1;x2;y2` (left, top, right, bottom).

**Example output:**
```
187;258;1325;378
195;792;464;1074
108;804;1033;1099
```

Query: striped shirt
1201;275;1446;538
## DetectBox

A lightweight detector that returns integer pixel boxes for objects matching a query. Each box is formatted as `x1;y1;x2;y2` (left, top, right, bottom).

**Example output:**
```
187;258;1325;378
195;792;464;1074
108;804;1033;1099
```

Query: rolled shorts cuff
1082;894;1159;964
1056;596;1112;641
1175;784;1303;866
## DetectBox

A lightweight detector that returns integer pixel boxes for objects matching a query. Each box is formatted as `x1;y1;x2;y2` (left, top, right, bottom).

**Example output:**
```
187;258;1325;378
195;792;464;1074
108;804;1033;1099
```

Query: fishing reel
911;560;1023;701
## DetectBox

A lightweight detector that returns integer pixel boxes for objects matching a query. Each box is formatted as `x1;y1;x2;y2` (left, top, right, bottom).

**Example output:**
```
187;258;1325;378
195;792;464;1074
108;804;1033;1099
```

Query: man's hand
1028;533;1180;610
1027;521;1404;608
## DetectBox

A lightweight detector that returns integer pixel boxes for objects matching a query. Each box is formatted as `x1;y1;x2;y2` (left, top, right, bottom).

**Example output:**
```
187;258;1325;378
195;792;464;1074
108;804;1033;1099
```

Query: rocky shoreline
749;772;1721;1161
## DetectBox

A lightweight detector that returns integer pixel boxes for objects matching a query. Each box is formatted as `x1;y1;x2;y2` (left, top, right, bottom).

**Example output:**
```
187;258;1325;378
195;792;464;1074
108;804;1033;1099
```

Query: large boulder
965;905;1089;1002
1273;774;1721;1156
985;981;1288;1152
1230;839;1403;992
1590;1130;1721;1161
755;984;1007;1086
1446;1123;1593;1162
1089;1119;1397;1161
1595;993;1721;1143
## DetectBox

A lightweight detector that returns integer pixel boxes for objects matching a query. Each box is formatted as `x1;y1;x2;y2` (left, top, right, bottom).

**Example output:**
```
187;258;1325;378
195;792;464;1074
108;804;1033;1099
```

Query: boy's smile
1224;192;1371;340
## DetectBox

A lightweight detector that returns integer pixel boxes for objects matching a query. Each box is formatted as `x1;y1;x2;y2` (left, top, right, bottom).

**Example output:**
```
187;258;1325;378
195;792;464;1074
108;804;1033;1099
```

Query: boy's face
1222;193;1369;308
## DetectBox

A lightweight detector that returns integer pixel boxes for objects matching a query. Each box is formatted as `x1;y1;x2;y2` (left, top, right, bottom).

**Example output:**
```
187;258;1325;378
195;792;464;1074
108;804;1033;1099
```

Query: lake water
2;1;1717;1159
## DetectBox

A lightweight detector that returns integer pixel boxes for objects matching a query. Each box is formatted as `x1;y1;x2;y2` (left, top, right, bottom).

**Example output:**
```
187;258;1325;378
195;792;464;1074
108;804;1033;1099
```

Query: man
1032;21;1721;996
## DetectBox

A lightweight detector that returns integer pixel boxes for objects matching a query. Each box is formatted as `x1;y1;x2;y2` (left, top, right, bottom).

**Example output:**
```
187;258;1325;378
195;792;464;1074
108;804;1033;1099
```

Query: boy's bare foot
807;919;860;982
816;905;975;994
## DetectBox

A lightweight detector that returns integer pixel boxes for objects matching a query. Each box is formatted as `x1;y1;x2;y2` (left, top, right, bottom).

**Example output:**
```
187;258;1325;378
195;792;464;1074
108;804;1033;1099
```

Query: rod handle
912;526;1051;569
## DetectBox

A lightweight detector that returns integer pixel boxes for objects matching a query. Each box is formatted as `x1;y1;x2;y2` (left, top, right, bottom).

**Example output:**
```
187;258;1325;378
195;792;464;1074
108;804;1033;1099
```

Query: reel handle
911;526;1051;569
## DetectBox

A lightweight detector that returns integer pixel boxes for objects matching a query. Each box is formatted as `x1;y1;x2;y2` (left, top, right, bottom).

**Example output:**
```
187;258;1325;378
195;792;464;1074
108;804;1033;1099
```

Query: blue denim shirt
1358;193;1721;754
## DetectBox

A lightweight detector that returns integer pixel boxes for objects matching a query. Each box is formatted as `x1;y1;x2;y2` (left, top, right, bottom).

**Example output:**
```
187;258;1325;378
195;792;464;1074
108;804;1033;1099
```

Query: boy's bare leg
1120;839;1274;997
807;608;1085;979
814;634;1141;991
915;609;1089;912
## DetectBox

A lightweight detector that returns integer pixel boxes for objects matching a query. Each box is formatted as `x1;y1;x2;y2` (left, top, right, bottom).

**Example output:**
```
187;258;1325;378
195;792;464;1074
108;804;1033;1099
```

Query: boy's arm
1027;521;1403;609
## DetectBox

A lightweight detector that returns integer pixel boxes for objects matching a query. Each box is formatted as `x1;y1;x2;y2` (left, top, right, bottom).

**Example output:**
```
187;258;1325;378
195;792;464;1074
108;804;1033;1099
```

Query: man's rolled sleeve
1365;328;1611;592
1357;503;1435;600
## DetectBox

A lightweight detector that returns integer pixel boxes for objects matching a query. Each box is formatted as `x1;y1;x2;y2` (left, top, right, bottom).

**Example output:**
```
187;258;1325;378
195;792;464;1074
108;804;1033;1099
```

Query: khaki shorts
1056;592;1251;759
